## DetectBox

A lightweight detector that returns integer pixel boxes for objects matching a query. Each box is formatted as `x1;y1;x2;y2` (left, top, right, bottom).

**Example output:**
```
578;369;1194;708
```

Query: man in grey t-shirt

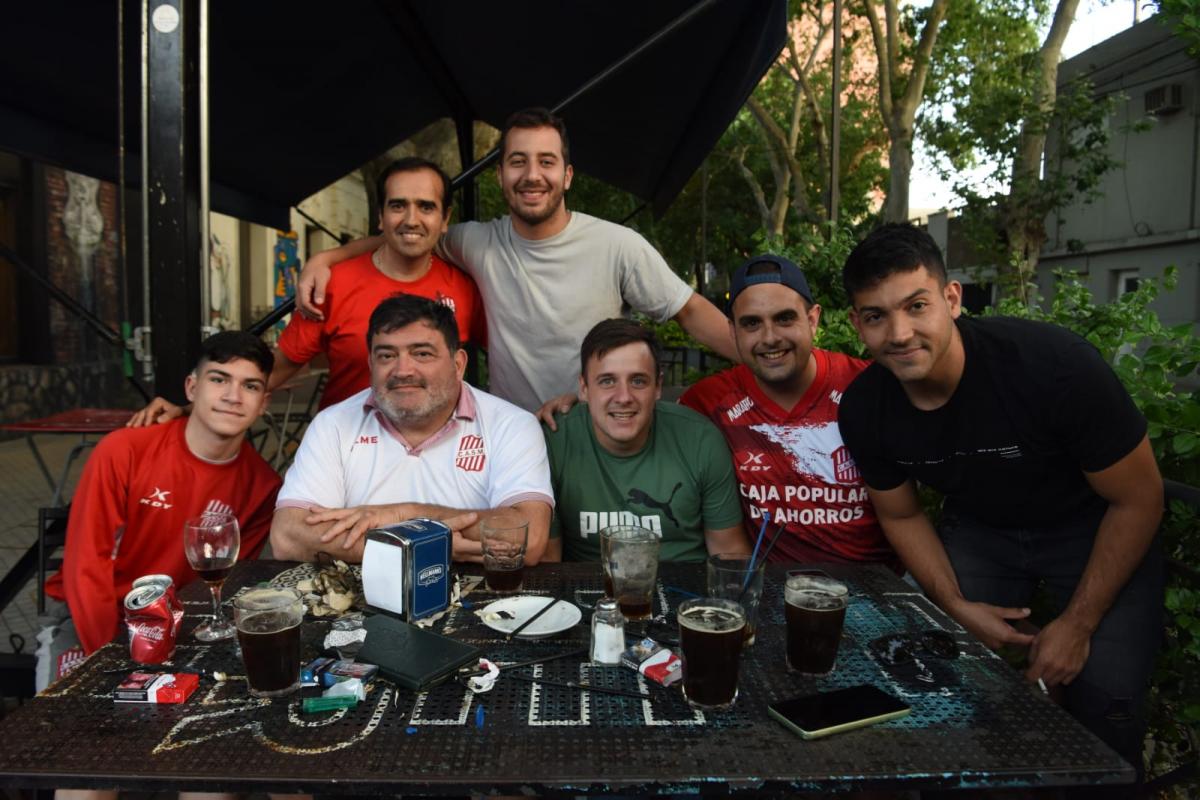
297;108;734;412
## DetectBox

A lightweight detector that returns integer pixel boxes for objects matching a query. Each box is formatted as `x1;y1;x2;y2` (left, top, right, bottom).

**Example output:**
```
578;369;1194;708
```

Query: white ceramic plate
480;596;582;638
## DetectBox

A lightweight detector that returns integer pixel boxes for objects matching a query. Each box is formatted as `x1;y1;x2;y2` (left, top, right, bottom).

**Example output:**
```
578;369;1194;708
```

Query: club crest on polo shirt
455;434;486;472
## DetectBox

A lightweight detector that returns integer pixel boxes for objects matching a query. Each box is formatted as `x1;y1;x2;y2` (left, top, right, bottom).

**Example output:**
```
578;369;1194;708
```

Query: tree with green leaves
861;0;950;222
728;0;889;240
1155;0;1200;53
921;0;1119;302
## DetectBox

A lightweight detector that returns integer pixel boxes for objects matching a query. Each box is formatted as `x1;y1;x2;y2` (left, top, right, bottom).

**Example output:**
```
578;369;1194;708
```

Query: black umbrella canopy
1;0;785;228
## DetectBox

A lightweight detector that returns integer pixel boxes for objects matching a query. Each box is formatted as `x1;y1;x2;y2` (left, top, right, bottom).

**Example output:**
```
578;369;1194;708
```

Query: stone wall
0;359;142;439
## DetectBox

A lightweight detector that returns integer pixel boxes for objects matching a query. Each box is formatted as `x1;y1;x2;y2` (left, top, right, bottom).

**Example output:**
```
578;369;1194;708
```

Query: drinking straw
741;511;770;591
753;522;789;567
738;523;788;604
506;596;563;641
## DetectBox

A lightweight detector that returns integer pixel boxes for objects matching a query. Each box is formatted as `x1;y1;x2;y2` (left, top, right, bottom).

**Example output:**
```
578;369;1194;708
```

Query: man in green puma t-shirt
543;319;749;562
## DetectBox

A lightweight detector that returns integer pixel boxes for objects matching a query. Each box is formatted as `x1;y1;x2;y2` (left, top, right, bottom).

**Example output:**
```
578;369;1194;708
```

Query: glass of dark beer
677;597;747;710
599;525;661;621
785;574;849;675
481;515;528;593
233;588;303;697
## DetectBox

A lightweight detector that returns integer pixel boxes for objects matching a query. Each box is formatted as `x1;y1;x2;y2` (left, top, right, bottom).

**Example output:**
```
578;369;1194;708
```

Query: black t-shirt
838;316;1147;528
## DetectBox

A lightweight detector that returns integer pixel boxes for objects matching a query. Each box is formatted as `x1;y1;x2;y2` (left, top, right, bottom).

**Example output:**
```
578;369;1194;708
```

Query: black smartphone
768;684;911;740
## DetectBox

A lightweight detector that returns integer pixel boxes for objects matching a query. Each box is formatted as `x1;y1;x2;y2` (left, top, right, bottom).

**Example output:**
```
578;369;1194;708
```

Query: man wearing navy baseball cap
681;255;895;568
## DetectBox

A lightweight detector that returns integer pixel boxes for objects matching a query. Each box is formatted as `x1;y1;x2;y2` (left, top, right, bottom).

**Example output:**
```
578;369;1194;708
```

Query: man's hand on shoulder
296;235;381;319
537;392;579;431
946;597;1037;652
126;397;185;427
296;252;333;321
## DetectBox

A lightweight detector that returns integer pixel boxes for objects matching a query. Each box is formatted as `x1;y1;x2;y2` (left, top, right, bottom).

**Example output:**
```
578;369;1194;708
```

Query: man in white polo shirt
270;294;553;563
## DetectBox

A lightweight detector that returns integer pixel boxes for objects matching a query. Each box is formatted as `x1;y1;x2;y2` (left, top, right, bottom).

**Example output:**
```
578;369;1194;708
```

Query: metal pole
199;0;211;331
145;0;203;403
829;0;842;228
139;0;152;382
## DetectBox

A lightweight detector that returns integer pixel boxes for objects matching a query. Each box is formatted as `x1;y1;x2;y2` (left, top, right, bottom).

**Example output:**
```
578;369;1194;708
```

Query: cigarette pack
620;637;683;687
113;671;199;703
302;657;337;686
321;660;379;687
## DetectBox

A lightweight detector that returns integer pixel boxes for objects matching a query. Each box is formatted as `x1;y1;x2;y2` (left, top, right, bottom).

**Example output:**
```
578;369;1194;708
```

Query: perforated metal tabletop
0;561;1132;795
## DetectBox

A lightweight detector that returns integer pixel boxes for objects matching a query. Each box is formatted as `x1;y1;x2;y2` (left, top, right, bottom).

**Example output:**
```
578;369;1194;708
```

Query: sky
908;0;1156;213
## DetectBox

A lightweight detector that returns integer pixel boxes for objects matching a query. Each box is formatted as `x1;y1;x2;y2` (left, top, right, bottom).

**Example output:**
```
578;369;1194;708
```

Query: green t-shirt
544;402;744;563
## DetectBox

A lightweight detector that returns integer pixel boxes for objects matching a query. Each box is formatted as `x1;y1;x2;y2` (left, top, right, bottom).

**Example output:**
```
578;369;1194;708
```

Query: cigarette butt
1037;678;1049;695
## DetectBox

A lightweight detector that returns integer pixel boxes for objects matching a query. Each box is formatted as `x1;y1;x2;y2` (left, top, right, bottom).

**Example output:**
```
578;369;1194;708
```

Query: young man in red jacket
39;331;281;690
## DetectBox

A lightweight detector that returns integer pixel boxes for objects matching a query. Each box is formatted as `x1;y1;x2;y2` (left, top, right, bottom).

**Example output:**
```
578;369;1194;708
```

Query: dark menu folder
358;613;481;691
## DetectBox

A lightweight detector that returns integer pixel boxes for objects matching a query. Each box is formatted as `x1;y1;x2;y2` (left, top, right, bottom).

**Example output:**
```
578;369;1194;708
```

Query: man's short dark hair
367;294;460;353
195;330;273;377
842;223;948;301
374;157;453;218
580;319;662;382
500;107;571;166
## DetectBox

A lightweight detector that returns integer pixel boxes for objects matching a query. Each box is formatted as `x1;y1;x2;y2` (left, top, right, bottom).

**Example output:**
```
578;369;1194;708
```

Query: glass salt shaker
590;597;625;664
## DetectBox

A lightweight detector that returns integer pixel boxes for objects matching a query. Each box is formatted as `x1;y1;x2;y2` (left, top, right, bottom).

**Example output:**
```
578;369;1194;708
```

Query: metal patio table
0;560;1132;795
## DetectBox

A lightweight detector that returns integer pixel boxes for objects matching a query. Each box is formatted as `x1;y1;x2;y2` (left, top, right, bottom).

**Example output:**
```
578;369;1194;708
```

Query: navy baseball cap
725;254;814;316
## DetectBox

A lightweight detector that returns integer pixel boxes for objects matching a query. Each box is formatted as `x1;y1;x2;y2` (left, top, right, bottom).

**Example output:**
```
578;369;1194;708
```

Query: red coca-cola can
132;574;184;629
124;583;179;664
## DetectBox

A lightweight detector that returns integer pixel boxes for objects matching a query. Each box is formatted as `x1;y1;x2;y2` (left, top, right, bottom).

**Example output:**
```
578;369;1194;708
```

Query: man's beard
508;181;565;227
373;378;456;428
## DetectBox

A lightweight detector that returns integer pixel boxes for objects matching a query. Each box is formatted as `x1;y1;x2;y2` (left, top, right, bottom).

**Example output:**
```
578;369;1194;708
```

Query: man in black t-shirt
837;223;1164;781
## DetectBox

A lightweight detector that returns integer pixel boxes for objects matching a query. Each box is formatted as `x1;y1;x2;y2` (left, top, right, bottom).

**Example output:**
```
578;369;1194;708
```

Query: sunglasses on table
869;630;960;666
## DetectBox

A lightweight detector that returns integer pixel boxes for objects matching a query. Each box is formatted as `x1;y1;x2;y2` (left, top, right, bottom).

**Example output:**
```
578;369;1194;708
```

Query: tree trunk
884;133;912;223
862;0;949;223
998;0;1081;302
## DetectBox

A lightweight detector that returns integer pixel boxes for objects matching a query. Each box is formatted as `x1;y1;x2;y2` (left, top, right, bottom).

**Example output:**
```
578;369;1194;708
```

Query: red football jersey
680;350;894;566
277;252;486;409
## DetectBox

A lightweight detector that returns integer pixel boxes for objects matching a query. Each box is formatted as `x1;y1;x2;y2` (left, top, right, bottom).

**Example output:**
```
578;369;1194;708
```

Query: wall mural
273;230;299;334
209;232;233;330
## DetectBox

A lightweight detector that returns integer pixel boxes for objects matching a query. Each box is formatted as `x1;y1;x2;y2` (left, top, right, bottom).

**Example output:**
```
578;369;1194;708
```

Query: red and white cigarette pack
113;671;199;704
620;637;683;687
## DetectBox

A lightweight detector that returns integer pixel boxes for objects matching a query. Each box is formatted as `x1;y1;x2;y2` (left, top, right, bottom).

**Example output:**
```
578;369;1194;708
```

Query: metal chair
272;371;328;469
36;506;69;615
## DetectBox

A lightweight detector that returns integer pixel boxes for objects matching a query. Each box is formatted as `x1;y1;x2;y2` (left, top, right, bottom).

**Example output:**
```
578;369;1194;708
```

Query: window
1115;269;1140;298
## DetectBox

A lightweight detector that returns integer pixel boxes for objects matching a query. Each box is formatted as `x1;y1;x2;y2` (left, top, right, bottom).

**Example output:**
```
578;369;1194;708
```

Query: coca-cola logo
127;621;167;642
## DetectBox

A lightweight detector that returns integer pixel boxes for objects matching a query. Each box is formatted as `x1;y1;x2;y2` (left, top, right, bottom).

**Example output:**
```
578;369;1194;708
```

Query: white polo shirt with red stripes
277;383;554;513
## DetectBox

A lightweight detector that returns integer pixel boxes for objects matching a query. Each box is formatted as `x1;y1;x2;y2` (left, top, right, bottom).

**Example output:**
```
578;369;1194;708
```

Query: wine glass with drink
183;512;240;641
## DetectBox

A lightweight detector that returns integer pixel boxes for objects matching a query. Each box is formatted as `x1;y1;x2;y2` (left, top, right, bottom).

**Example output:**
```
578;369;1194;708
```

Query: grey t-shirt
441;212;692;411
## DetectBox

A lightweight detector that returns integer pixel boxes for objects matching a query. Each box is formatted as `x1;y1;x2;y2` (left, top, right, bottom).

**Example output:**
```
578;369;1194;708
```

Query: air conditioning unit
1145;84;1183;116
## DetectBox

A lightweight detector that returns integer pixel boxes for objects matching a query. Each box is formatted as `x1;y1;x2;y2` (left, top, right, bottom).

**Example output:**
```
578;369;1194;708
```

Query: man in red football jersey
680;255;894;567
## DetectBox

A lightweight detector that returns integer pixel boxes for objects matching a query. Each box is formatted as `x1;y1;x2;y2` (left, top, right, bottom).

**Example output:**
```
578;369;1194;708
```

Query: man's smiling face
579;341;661;456
377;167;449;261
497;125;573;232
731;283;821;394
